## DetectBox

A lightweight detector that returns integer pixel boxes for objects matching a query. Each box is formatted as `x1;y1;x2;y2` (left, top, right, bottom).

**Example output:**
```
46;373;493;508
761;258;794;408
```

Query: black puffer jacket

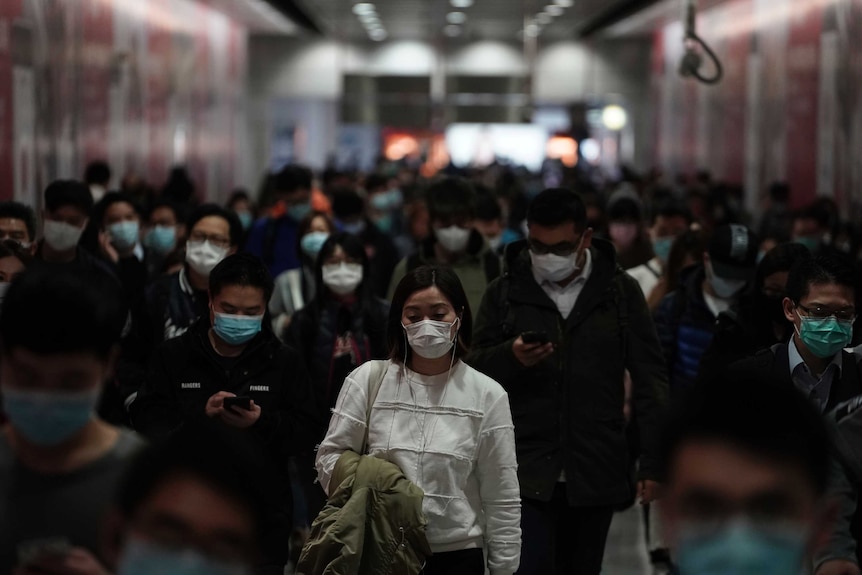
468;239;669;507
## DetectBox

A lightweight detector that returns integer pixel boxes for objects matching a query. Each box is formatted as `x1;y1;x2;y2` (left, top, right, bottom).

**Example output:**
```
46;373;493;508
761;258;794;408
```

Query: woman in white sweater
316;265;521;575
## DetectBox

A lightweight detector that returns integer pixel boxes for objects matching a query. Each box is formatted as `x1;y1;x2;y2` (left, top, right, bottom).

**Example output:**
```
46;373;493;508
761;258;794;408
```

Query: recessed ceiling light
352;3;376;15
545;5;564;16
525;23;540;36
450;0;474;7
359;13;379;24
444;24;462;37
369;28;387;41
555;0;574;6
537;13;553;24
447;11;467;24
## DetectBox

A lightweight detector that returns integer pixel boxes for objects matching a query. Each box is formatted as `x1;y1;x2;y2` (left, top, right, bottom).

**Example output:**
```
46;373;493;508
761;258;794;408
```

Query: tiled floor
601;505;654;575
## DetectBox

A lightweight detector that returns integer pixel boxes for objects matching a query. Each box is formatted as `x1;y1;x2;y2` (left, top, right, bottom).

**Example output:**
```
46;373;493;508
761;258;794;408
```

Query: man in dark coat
468;188;669;575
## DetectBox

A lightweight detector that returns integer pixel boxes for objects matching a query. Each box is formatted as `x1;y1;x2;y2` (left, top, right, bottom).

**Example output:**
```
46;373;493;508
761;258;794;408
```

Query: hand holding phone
223;396;252;412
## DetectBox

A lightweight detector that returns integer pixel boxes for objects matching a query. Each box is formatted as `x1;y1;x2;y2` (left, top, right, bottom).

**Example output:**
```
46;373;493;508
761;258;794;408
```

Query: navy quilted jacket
653;265;719;394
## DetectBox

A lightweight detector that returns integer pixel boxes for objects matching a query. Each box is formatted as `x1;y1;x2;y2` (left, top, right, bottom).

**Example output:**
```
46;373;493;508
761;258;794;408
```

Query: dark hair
83;160;111;186
161;167;196;206
115;423;272;544
314;233;369;306
227;189;252;211
331;186;365;220
364;174;389;193
664;227;708;292
527;188;587;230
147;199;185;224
794;203;832;231
0;240;31;266
650;199;692;226
659;374;830;495
0;269;126;359
209;253;275;303
426;178;477;221
756;242;811;290
388;265;472;362
607;197;642;222
0;201;37;241
296;211;336;263
94;192;142;229
44;180;94;215
786;253;857;304
187;204;243;247
769;181;790;204
272;165;313;194
476;191;502;222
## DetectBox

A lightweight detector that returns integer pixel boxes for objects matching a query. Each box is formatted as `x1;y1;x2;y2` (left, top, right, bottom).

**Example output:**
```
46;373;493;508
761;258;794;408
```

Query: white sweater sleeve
476;392;522;575
314;368;370;495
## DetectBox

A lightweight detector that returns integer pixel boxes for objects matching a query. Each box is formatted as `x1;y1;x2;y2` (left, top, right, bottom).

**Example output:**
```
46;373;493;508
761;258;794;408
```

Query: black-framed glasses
797;303;856;323
189;231;231;249
528;238;580;257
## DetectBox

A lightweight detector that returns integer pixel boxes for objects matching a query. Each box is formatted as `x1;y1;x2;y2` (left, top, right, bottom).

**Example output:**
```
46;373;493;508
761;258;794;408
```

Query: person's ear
228;246;238;256
581;228;593;250
783;297;797;324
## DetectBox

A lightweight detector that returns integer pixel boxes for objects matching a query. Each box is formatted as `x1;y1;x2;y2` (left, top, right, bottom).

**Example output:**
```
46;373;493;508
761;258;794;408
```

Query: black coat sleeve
620;274;670;481
466;278;525;389
251;346;327;457
131;343;183;441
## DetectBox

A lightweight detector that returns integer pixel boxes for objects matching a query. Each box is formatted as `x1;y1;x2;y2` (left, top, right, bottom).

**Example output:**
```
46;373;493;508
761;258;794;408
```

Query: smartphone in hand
521;331;550;345
223;396;252;412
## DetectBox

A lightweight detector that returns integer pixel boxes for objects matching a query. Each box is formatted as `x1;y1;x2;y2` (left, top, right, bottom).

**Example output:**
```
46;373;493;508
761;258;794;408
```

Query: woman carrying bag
315;265;522;575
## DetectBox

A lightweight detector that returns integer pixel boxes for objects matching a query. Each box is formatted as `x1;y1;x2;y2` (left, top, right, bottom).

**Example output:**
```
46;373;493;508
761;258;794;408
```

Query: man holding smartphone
469;188;669;575
132;252;321;574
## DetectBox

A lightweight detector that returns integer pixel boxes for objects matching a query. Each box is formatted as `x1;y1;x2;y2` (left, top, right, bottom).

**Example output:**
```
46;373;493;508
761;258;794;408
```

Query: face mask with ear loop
399;316;461;488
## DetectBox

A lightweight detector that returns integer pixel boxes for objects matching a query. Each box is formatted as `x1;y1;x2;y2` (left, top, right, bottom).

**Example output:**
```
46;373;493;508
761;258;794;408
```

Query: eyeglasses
189;232;231;249
528;238;580;257
797;303;856;323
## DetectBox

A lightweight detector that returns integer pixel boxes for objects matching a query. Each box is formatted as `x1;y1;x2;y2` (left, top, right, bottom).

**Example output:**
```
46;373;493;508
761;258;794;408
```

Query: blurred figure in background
0;269;143;575
645;228;707;312
390;178;500;316
331;187;399;299
246;165;314;278
0;201;37;252
474;188;507;255
698;242;810;383
0;241;29;304
394;198;430;259
607;191;653;270
142;199;186;279
628;200;692;299
269;211;335;338
227;189;256;233
793;203;834;255
660;376;832;575
91;193;148;305
83;160;111;203
365;173;404;237
161;166;197;207
654;224;758;396
757;181;792;242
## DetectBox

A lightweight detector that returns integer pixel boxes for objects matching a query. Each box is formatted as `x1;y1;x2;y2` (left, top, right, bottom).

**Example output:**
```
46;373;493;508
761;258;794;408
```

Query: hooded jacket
296;451;431;575
467;238;668;506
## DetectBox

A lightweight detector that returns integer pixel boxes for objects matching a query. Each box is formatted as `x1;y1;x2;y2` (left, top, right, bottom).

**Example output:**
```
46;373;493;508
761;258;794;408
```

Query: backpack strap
362;360;389;454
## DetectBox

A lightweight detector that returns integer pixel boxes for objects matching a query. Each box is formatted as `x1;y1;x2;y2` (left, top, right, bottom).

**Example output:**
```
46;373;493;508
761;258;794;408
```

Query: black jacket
468;238;669;506
132;321;322;457
728;342;862;413
286;297;390;420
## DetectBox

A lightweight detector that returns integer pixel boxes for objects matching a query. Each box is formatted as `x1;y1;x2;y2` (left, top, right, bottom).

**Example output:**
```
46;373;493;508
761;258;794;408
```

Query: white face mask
487;235;503;252
530;247;582;283
706;260;747;299
43;220;84;252
435;226;471;253
322;262;363;295
186;240;228;277
402;318;459;359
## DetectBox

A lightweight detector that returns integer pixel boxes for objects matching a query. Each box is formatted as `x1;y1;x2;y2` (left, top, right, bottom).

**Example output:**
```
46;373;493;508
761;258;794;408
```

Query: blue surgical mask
144;225;177;254
373;214;394;234
796;311;854;358
653;237;674;263
117;537;250;575
301;231;330;258
2;388;100;446
370;193;393;211
213;312;263;346
676;521;807;575
109;221;140;252
237;212;253;230
287;202;311;222
794;236;821;252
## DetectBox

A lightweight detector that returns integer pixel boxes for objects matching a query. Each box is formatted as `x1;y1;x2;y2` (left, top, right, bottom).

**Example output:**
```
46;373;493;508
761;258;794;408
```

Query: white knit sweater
316;359;522;575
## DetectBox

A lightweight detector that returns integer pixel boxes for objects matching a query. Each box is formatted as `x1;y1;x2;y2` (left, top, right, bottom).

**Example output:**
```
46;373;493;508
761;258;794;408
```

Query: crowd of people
1;158;862;575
